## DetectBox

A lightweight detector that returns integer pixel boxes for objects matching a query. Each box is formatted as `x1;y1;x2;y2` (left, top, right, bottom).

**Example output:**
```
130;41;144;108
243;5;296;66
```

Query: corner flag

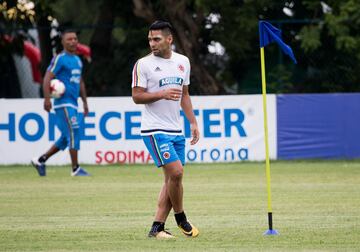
259;21;297;64
258;21;296;236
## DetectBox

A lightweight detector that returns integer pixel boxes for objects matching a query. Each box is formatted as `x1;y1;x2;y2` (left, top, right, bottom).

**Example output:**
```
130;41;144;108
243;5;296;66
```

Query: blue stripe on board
277;93;360;159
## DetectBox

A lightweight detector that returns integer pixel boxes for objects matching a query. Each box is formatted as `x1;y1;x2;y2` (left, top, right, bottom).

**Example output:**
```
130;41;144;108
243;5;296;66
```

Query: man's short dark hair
149;20;173;35
61;29;78;38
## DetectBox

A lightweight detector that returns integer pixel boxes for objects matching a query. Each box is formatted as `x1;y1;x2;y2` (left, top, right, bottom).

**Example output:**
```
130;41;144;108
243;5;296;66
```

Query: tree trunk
90;0;116;61
37;15;52;77
86;0;117;95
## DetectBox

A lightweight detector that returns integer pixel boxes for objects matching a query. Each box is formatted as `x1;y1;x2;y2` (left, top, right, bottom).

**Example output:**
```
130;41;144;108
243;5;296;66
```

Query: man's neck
155;50;172;59
163;50;172;59
64;49;75;55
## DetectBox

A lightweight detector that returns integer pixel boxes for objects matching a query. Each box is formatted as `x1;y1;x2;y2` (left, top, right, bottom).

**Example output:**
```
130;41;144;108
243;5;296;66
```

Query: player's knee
170;169;183;182
61;137;69;147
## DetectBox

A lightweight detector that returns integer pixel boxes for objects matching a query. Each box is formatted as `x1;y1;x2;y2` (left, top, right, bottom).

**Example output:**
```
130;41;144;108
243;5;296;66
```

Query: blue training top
47;52;83;109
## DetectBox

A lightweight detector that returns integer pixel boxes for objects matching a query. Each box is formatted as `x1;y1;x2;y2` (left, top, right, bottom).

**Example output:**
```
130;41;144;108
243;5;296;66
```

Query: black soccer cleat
148;229;175;239
178;220;199;237
31;157;46;176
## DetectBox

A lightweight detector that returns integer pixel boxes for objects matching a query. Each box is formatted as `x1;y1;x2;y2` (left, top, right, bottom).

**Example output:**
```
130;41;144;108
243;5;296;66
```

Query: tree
86;0;118;95
4;0;360;97
281;0;360;93
132;0;225;94
33;1;53;75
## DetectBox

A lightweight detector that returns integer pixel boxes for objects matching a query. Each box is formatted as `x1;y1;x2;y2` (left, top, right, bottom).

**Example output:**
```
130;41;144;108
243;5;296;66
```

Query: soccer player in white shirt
132;20;200;239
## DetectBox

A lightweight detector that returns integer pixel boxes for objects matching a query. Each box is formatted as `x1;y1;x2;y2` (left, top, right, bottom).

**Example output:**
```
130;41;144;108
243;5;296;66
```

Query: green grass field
0;161;359;251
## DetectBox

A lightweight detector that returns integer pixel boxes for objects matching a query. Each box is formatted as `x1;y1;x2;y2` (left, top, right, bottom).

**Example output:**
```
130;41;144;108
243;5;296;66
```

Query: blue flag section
259;21;297;64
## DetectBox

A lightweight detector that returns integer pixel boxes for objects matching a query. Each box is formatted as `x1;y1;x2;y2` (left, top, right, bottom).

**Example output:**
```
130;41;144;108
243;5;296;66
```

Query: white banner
0;95;277;165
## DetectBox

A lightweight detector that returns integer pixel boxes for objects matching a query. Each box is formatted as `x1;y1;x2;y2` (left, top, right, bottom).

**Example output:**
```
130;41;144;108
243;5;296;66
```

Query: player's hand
44;98;52;112
190;123;200;145
162;88;182;101
83;103;89;117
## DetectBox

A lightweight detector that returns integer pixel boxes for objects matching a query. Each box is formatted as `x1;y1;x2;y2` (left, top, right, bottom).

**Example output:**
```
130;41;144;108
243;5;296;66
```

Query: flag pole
259;20;296;235
260;46;279;235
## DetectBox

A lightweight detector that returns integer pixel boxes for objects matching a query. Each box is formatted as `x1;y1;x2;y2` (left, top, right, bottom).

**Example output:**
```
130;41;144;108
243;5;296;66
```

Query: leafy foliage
296;0;360;92
2;0;360;96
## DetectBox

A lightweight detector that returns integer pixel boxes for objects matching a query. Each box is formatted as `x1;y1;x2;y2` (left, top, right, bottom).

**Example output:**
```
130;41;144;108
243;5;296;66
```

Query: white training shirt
132;51;190;136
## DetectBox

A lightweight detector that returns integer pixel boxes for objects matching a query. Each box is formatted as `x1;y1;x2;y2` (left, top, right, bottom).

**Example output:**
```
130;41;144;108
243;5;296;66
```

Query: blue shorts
54;107;80;150
142;134;185;167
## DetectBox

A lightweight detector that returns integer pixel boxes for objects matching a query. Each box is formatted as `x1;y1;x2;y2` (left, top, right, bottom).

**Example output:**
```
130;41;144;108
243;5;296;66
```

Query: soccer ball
50;79;65;98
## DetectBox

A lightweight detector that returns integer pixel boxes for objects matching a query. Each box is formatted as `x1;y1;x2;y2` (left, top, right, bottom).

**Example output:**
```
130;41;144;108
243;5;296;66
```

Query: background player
31;30;90;177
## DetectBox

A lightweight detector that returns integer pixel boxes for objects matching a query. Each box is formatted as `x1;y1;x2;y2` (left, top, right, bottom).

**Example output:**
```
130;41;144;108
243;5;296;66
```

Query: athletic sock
72;165;79;172
150;221;165;233
174;211;187;225
38;155;47;163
